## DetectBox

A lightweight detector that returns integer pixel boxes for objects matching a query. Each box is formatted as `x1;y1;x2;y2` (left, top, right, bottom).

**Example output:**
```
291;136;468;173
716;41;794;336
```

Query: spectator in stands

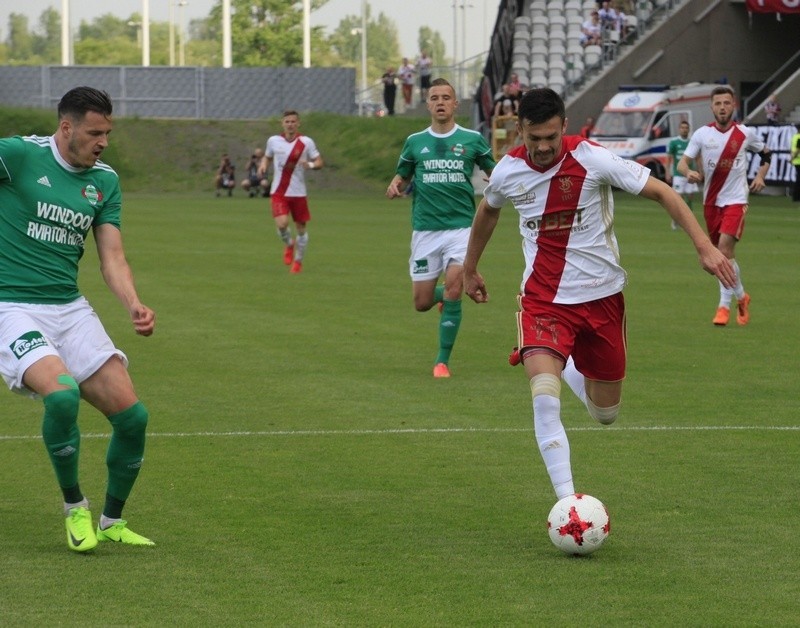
399;58;416;107
580;11;602;47
493;84;519;118
215;153;236;197
598;1;626;33
764;93;781;126
508;72;523;95
382;66;398;116
580;116;595;137
241;149;269;198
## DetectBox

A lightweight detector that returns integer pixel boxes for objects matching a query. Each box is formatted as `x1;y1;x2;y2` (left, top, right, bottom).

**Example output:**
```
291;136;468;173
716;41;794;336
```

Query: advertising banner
745;0;800;14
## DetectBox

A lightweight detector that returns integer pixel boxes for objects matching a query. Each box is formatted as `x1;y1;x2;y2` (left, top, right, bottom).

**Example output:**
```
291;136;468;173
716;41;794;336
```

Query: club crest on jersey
451;143;465;156
10;331;49;359
82;184;103;206
558;177;573;193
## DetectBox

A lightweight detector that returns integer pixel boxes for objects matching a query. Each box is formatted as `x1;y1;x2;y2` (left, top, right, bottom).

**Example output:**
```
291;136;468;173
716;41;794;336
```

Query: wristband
308;162;315;169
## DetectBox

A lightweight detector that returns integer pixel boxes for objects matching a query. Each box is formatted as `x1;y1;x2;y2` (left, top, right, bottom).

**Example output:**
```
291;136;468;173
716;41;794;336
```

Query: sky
0;0;495;62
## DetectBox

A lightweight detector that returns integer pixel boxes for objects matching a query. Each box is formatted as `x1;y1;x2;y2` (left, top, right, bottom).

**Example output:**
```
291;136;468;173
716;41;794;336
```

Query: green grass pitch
1;190;799;625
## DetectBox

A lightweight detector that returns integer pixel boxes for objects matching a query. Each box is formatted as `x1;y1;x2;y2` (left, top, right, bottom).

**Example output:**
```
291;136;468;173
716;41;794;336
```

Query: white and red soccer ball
547;493;610;555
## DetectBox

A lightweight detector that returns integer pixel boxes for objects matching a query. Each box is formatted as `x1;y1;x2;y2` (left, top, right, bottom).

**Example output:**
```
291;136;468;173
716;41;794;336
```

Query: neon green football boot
66;506;98;552
96;520;155;546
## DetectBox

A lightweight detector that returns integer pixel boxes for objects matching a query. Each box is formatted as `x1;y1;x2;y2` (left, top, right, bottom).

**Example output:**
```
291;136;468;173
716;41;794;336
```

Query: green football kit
396;124;495;232
668;136;690;179
0;134;122;304
0;135;147;527
394;124;495;372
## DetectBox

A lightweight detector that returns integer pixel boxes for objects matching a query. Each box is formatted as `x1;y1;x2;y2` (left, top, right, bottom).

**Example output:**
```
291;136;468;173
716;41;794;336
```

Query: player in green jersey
666;120;699;230
0;86;155;551
386;78;496;378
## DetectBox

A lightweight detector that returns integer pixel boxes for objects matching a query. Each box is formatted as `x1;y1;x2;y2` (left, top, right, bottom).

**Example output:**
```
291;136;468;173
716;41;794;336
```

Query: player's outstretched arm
94;223;156;337
639;178;735;288
464;198;501;303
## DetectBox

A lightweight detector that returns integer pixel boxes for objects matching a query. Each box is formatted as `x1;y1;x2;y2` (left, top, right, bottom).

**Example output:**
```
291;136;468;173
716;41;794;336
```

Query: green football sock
105;402;149;507
42;388;82;499
436;298;462;365
434;284;444;305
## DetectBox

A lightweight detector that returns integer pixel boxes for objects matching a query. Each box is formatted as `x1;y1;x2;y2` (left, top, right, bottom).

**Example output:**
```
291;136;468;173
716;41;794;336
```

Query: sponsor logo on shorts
9;331;49;359
413;258;429;274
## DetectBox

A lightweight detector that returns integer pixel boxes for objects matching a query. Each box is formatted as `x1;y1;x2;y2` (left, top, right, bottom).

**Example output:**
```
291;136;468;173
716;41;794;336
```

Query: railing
354;54;488;117
742;49;800;121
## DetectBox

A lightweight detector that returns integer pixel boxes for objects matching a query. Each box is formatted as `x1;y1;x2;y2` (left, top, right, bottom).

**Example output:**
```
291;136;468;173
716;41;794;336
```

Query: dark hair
283;109;299;118
518;88;565;126
430;77;454;90
711;85;735;99
57;86;113;120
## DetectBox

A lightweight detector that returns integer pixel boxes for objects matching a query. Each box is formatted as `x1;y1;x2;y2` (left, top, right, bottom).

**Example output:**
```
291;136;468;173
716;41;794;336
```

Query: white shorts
409;228;470;281
0;297;127;397
672;175;699;195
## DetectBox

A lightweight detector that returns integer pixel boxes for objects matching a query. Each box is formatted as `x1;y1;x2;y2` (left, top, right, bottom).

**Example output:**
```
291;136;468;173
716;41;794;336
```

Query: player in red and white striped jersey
678;85;771;326
259;110;323;274
463;88;734;501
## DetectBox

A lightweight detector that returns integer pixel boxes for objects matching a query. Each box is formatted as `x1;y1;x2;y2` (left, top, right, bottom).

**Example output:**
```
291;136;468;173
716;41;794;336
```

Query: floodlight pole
178;0;188;66
142;0;150;66
361;0;367;105
222;0;232;68
169;0;176;66
303;0;311;68
60;0;70;66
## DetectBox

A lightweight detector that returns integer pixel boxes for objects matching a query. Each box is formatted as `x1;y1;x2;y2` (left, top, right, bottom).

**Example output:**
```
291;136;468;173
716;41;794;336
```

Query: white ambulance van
589;83;718;180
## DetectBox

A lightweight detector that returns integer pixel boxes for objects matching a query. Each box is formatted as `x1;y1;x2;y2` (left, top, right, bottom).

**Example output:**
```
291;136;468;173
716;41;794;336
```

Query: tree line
0;0;447;87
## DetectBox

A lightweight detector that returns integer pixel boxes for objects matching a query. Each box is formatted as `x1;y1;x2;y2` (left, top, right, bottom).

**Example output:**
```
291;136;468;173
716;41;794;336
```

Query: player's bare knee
586;395;620;425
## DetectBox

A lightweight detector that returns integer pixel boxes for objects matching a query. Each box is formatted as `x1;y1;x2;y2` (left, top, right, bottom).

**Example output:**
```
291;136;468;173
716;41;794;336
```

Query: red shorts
704;203;746;246
516;292;627;381
271;196;311;223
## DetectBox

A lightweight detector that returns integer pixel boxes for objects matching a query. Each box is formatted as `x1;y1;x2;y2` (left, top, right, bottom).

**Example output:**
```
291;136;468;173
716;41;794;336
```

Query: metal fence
0;66;356;119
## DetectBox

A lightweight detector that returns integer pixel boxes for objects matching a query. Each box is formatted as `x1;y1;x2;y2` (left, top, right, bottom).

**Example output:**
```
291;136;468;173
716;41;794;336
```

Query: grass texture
1;191;798;626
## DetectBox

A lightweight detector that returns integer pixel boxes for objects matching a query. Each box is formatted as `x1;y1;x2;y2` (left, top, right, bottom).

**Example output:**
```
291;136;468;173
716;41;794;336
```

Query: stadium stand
477;0;800;143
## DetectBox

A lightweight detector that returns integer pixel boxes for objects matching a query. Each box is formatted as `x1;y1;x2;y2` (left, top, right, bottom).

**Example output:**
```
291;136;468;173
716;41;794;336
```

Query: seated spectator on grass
215;153;236;197
241;148;270;198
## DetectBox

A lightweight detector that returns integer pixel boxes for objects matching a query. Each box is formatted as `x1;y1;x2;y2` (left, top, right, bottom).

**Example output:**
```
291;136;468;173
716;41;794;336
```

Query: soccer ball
547;493;610;556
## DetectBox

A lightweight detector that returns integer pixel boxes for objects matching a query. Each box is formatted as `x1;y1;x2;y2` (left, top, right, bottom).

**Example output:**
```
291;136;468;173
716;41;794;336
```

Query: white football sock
730;259;745;300
277;227;292;246
531;374;574;499
100;515;121;530
561;356;587;406
64;498;89;516
294;233;309;262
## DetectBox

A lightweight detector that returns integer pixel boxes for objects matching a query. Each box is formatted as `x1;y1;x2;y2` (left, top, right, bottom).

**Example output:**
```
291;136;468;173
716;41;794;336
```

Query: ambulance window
650;112;669;139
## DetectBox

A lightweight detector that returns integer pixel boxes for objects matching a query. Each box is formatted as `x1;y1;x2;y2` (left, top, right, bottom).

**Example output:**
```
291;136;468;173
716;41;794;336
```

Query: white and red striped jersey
683;122;765;207
484;137;649;304
265;134;320;198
